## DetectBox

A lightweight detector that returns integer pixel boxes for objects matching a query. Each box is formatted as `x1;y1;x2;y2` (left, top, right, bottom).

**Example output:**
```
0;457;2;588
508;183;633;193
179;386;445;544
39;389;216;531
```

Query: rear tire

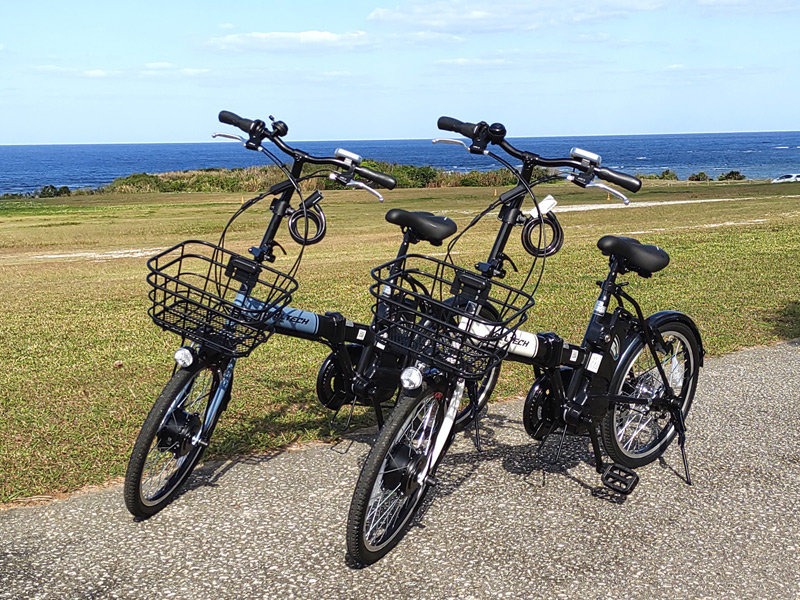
346;379;451;566
124;359;223;518
601;321;700;468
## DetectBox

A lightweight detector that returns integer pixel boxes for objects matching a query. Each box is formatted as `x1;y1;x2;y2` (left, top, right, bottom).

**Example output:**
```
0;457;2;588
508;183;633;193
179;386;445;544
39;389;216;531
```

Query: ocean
1;131;800;195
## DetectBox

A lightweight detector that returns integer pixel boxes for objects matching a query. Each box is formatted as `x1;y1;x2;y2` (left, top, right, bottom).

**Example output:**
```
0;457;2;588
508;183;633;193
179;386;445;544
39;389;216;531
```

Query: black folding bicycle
124;111;495;518
346;117;704;565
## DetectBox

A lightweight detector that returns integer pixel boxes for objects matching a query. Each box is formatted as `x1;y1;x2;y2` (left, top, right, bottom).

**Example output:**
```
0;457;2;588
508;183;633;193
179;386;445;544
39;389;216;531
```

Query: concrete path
2;341;799;600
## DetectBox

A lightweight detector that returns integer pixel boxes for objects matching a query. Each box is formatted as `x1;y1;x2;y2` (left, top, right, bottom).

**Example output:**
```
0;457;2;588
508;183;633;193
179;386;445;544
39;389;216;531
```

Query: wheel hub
157;410;202;457
383;443;427;496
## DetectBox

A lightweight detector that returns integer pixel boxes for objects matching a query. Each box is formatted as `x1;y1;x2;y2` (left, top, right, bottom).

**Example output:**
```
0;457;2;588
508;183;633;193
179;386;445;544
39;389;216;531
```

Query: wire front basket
370;254;535;380
147;240;298;357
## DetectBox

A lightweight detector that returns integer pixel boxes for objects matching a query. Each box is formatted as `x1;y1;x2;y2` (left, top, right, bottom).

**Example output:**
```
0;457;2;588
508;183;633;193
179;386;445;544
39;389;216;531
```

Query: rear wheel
124;359;224;518
346;379;451;566
601;321;700;468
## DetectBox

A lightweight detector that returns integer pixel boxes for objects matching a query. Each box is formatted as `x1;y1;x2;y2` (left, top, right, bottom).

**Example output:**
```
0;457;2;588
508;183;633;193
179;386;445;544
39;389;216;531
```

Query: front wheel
346;379;451;566
124;359;225;518
601;320;700;468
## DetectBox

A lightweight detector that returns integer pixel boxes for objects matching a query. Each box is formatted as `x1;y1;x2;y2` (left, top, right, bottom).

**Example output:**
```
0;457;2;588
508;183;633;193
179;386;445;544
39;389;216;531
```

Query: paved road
2;341;799;600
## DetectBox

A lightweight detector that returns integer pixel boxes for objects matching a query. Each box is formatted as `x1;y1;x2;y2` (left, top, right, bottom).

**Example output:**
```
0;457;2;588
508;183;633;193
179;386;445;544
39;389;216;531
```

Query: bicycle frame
403;120;701;480
146;111;405;444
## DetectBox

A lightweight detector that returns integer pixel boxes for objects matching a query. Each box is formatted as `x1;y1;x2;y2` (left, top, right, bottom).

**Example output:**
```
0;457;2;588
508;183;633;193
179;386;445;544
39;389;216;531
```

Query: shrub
718;170;746;181
688;172;710;181
658;169;679;180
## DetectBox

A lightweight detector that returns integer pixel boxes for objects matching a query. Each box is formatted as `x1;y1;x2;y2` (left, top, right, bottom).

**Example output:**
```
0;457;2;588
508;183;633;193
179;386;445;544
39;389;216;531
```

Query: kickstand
473;407;482;453
470;382;483;453
670;408;692;486
329;399;357;434
587;425;605;474
537;423;568;465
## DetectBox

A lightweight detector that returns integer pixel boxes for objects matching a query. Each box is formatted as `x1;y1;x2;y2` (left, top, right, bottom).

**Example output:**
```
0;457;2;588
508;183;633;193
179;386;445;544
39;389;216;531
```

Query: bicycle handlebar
437;116;480;139
218;110;397;190
437;116;642;194
219;110;258;134
593;167;641;193
354;165;397;190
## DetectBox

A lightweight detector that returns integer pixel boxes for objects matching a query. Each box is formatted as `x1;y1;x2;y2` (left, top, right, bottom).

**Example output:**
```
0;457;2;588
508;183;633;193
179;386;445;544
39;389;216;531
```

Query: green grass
1;180;799;503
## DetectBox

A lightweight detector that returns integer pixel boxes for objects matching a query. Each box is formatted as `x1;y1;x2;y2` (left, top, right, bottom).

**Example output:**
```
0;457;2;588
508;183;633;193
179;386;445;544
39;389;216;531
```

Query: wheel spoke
607;327;697;463
365;485;405;544
352;385;448;559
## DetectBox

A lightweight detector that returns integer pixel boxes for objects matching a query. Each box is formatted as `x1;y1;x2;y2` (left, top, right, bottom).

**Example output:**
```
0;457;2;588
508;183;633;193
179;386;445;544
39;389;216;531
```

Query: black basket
370;254;535;380
147;241;298;357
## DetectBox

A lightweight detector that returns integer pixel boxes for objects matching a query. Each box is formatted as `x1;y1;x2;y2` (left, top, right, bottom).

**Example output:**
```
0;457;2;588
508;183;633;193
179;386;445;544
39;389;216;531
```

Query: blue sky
1;0;798;143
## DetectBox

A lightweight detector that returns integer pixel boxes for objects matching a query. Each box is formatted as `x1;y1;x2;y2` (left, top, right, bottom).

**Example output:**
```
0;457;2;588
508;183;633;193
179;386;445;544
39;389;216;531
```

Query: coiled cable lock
287;190;327;245
521;195;564;258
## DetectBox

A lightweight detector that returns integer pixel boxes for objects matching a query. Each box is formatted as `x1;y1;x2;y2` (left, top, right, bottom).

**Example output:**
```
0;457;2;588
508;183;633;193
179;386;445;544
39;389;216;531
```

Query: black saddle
597;235;670;277
385;209;457;246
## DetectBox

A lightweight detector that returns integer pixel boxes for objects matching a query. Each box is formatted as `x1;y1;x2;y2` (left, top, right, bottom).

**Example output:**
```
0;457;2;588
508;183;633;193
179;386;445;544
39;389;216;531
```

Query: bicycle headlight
174;346;194;368
400;366;423;390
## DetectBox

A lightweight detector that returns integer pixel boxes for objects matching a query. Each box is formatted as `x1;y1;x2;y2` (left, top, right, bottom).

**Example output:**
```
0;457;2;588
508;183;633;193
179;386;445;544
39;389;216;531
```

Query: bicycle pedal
601;463;639;495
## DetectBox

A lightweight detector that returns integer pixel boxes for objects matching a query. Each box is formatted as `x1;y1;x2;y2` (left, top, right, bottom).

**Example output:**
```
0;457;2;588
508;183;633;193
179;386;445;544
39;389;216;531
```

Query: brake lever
347;180;384;202
432;138;469;150
432;138;490;155
565;174;630;205
587;181;630;206
212;132;247;144
328;172;384;202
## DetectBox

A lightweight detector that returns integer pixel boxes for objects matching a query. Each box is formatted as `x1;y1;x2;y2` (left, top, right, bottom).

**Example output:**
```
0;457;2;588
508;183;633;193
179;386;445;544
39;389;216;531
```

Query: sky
1;0;798;144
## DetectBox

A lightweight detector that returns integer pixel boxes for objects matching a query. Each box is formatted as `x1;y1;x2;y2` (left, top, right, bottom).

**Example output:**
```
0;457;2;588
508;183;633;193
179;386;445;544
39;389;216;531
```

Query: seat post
394;230;414;260
592;256;621;318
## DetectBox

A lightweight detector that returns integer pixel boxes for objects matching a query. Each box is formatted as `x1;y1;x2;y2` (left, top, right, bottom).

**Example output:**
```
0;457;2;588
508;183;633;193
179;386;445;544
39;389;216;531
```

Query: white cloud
403;31;465;44
369;0;662;32
209;30;370;52
219;23;235;30
83;69;120;78
436;57;513;66
696;0;798;12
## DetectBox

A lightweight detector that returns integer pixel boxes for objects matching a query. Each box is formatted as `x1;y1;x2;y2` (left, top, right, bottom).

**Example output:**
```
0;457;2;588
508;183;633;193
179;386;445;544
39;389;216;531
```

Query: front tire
346;379;451;566
601;321;700;468
124;359;224;518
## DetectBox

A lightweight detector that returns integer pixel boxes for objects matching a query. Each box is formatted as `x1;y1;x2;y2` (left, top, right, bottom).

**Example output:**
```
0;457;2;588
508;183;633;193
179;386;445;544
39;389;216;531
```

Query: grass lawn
1;180;799;503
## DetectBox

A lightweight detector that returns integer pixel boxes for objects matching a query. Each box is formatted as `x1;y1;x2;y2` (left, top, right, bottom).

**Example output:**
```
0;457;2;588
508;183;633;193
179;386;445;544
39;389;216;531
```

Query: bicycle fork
417;377;465;488
193;358;236;448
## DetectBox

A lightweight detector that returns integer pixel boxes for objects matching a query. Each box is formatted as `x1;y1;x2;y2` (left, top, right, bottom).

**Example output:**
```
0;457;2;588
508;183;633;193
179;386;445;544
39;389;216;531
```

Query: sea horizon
2;130;800;195
2;128;800;147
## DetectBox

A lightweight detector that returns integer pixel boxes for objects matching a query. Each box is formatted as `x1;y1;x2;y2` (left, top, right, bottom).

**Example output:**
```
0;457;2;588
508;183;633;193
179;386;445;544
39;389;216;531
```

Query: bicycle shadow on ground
174;376;378;498
770;301;800;341
403;409;633;530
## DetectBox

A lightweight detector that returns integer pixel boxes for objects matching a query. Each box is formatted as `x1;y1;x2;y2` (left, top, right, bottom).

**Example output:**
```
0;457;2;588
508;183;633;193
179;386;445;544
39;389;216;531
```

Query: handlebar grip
355;166;397;190
437;116;479;139
219;110;258;134
595;167;642;193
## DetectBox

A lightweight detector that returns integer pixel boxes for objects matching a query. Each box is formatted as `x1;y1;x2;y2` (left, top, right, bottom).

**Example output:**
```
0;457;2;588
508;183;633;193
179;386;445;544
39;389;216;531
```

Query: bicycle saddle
597;235;670;277
385;209;457;246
